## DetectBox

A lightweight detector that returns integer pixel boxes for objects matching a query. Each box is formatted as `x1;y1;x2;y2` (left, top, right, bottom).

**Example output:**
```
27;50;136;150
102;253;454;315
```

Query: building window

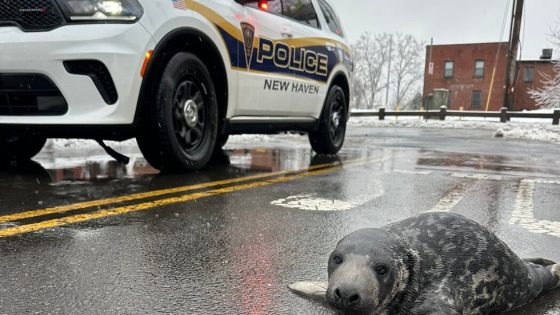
524;66;535;83
471;91;482;109
474;60;485;78
444;61;454;78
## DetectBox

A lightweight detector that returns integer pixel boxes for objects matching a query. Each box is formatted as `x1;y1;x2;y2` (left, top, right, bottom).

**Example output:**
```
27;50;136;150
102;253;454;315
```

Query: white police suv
0;0;352;171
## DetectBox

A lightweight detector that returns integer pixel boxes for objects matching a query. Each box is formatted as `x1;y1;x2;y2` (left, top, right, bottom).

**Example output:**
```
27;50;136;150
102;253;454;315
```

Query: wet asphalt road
1;127;560;314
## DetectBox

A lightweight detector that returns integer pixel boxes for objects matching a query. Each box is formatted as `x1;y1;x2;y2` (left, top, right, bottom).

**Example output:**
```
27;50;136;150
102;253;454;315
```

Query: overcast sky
330;0;560;60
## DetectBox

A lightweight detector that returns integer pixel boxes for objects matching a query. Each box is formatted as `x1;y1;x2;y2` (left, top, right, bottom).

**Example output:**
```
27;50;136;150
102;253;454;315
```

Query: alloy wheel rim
329;92;345;145
172;79;208;153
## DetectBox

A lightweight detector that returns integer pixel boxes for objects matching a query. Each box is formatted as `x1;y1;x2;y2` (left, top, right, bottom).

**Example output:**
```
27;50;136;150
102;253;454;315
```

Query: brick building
423;42;555;111
514;59;556;110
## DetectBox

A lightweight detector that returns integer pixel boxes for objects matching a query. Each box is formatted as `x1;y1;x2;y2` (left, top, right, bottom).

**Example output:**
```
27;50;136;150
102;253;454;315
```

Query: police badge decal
241;22;255;69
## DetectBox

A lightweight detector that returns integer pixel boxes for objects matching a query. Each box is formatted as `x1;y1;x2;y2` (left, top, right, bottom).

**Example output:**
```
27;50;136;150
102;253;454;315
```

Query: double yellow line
0;157;380;238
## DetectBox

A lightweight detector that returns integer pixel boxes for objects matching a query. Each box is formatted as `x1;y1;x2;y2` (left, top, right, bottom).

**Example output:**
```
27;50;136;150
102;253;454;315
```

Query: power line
485;0;513;111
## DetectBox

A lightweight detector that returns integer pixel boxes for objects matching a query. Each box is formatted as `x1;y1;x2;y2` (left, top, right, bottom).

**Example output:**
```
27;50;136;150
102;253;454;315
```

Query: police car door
235;1;295;116
280;0;328;117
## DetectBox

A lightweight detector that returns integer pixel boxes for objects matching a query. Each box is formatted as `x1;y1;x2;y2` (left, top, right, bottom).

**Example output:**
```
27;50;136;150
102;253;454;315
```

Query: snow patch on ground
45;138;138;150
43;134;306;152
349;116;560;144
494;124;560;143
228;133;303;142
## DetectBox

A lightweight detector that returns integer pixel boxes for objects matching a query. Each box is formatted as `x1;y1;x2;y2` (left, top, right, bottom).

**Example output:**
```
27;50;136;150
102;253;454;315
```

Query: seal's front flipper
523;258;560;290
288;281;327;301
547;264;560;290
523;257;557;267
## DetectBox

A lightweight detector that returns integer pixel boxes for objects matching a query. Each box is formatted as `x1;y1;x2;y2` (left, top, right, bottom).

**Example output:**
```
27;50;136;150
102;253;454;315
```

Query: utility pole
504;0;524;110
385;35;393;109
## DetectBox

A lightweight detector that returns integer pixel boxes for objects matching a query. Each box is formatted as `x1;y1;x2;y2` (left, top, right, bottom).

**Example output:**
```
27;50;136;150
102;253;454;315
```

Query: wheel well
136;28;228;135
330;73;350;112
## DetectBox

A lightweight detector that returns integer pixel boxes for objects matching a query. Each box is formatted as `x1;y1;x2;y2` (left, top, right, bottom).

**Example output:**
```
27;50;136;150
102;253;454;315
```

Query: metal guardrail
351;106;560;125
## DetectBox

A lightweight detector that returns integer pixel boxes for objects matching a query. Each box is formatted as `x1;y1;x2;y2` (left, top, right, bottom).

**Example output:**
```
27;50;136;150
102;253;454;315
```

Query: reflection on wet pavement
2;147;353;186
417;150;541;174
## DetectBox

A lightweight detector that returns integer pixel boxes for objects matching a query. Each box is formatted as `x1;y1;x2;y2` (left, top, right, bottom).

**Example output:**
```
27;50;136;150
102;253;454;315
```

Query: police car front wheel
309;85;347;155
137;52;218;172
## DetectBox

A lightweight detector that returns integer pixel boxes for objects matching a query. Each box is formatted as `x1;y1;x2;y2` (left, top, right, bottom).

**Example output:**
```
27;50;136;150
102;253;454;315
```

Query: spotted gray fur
323;212;559;315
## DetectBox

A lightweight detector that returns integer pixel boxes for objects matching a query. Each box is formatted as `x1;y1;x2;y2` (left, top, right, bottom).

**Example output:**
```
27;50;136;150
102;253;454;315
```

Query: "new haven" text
264;79;319;94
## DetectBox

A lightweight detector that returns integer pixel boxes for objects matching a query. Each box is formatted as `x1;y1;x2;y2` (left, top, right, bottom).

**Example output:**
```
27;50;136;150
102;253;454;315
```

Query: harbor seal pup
289;212;560;314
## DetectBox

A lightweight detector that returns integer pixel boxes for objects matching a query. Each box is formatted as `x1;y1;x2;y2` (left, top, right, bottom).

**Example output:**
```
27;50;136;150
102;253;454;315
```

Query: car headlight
57;0;143;22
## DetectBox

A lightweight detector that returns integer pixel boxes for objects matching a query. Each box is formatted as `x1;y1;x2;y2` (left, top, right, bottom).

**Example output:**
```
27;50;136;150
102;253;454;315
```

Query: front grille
0;0;64;31
0;74;68;115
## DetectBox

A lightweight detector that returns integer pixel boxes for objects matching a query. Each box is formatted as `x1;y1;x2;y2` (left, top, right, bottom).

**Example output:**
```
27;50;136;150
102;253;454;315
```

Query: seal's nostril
334;288;342;300
348;294;361;304
332;286;361;306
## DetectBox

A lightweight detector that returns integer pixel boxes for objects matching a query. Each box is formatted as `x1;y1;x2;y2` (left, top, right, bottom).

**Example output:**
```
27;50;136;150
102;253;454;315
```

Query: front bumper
0;22;155;125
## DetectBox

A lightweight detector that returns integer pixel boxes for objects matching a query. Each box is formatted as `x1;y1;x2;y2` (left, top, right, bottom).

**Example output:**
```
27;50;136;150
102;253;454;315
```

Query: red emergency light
258;0;268;10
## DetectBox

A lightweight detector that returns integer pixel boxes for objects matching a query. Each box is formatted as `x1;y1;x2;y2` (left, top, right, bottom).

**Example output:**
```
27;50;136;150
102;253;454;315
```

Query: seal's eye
333;255;343;265
375;264;388;276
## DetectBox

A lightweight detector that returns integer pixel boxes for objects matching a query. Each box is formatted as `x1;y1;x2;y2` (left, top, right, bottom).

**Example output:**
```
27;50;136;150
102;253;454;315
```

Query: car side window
246;1;283;15
282;0;320;28
318;0;343;37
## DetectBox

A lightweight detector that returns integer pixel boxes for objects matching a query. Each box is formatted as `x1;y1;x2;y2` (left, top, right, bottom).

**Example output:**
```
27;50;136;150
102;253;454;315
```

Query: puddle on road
416;150;551;175
2;146;548;189
1;144;557;191
2;148;365;186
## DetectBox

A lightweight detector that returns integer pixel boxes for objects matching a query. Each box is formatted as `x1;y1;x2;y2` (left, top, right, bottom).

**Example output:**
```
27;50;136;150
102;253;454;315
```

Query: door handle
281;32;294;39
281;25;293;39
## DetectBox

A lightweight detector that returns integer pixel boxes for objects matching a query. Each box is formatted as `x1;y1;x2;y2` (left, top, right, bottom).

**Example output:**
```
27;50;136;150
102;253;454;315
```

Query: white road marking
393;170;432;175
428;181;476;213
529;179;560;185
271;180;384;212
451;173;503;181
510;179;560;238
271;194;359;211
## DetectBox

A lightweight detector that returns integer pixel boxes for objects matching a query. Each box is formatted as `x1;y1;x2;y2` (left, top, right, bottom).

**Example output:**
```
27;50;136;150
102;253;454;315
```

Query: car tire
309;85;347;155
137;52;218;172
215;133;229;149
0;133;46;161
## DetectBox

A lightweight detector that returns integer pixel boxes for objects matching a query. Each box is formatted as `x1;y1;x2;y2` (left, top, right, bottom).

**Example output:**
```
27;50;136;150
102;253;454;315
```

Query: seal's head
326;228;414;315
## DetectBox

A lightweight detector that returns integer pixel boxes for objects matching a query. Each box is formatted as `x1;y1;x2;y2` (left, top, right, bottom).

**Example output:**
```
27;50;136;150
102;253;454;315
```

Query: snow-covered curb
349;117;560;143
494;124;560;143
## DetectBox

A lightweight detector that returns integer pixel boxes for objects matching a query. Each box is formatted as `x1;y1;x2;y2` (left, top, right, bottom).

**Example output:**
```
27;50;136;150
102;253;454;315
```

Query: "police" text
257;38;329;77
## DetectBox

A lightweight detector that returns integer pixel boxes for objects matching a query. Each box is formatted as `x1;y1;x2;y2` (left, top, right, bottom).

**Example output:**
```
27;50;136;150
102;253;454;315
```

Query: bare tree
530;62;560;108
391;33;425;110
351;32;392;109
350;32;425;110
529;26;560;108
350;73;367;109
